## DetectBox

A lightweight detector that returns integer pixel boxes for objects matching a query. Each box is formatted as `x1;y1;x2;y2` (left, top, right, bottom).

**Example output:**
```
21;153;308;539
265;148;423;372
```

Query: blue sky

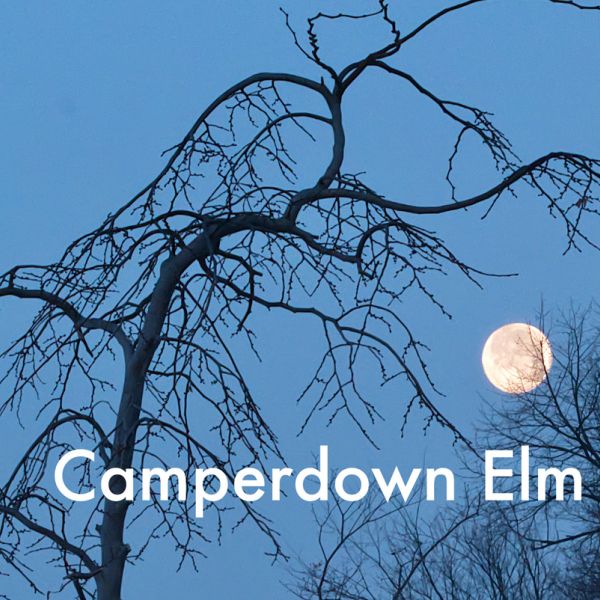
1;1;598;598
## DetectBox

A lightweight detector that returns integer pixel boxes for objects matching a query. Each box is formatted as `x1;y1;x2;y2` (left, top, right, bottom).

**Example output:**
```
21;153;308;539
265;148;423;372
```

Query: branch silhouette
1;2;599;598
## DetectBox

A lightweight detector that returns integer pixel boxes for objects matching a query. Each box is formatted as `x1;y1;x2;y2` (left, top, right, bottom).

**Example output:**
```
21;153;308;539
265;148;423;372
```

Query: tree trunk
96;366;145;600
94;249;201;599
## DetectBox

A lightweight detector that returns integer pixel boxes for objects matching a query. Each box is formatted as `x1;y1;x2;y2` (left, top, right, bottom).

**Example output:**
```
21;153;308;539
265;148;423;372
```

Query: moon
482;323;552;393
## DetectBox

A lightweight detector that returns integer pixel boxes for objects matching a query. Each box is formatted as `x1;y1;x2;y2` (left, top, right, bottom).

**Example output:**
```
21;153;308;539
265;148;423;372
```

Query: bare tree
293;307;600;599
0;2;599;599
290;489;566;600
481;306;600;598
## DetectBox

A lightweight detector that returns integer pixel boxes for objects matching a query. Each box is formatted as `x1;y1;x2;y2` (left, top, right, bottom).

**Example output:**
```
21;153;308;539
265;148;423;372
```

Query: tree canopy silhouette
0;2;599;599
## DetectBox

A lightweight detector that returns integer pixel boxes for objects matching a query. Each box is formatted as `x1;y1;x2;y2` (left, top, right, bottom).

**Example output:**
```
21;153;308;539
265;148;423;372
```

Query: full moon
482;323;552;393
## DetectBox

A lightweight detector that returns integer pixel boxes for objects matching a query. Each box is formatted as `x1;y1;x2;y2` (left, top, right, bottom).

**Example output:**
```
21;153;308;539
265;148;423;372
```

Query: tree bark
95;236;212;599
96;370;144;600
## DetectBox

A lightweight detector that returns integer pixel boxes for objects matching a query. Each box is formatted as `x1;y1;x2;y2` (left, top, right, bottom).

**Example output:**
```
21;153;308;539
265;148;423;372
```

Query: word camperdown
55;445;582;517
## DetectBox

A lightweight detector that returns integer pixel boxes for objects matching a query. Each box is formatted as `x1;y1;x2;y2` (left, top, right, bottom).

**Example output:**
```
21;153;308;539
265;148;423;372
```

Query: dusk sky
1;2;598;598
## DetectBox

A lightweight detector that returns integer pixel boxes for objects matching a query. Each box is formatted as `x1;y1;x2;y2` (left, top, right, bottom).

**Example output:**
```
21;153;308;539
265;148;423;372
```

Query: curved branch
96;72;329;229
291;152;599;216
2;411;112;497
400;0;487;46
399;0;600;46
0;505;98;574
0;285;132;357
